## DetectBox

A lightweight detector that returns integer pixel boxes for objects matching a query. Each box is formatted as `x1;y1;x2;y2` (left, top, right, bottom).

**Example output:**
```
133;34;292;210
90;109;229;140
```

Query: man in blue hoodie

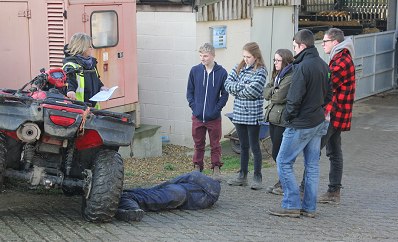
186;43;228;182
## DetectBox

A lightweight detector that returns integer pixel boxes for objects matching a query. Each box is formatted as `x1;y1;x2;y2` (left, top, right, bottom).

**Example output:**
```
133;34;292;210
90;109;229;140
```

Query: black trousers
269;123;285;162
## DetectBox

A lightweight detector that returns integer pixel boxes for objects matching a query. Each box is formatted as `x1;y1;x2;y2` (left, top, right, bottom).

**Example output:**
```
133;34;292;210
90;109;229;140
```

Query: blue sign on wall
212;26;226;48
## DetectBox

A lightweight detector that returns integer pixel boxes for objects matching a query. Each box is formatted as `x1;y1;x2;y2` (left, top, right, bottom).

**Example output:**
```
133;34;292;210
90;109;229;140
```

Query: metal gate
315;30;396;100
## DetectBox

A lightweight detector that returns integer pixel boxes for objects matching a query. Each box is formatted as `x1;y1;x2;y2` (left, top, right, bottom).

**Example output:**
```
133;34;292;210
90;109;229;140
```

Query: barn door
251;6;295;75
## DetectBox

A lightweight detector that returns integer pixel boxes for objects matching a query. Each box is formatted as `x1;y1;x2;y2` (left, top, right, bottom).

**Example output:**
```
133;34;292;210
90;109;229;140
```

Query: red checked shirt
325;49;355;131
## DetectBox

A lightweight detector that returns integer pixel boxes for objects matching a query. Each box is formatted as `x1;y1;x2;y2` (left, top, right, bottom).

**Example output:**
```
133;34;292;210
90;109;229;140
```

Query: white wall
137;12;197;147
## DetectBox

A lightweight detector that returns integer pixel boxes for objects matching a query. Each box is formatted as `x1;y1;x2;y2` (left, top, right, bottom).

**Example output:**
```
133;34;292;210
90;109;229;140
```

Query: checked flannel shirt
224;63;267;125
325;49;356;131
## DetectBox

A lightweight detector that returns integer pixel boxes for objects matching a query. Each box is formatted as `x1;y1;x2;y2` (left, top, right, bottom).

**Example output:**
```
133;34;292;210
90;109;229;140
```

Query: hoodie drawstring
213;72;214;87
203;70;206;86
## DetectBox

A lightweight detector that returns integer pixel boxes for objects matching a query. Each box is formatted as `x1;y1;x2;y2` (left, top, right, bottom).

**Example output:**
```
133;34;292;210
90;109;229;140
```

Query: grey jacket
263;66;293;127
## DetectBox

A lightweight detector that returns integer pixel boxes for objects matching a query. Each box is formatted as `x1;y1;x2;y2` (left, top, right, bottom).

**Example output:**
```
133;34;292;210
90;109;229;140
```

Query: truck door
0;1;31;90
84;5;124;105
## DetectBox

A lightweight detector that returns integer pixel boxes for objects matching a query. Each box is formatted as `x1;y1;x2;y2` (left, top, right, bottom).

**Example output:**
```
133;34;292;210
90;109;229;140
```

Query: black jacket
284;46;332;129
62;55;104;107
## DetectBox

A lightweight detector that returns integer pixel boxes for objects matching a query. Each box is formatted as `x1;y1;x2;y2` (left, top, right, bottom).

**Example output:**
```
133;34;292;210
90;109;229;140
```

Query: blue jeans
277;120;329;212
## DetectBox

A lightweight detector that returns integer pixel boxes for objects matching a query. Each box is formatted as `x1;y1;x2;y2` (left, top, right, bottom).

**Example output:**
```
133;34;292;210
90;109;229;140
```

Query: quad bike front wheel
82;149;124;222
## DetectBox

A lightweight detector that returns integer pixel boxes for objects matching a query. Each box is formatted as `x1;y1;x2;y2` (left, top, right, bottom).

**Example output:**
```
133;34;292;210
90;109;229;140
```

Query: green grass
163;163;176;171
125;171;137;176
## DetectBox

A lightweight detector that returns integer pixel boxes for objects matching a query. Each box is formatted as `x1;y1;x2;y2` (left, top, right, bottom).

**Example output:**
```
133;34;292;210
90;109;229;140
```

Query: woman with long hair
263;49;294;195
224;42;267;190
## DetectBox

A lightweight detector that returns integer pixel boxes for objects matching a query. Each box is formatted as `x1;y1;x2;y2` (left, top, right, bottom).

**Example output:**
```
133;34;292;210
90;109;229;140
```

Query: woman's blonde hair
237;42;267;76
67;33;92;56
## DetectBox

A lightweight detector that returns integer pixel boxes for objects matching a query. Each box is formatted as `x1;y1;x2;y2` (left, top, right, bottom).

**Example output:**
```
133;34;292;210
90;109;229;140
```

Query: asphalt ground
0;89;397;241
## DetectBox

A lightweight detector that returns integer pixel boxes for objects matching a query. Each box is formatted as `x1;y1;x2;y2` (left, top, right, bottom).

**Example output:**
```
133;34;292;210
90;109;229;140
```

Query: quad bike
0;67;135;222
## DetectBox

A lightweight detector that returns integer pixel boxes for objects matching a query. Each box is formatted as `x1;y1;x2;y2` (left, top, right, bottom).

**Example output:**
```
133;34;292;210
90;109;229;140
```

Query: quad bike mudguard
0;99;43;132
83;112;135;146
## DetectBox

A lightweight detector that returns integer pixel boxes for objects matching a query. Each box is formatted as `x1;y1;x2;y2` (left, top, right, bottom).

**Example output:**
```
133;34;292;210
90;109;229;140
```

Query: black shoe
115;208;145;222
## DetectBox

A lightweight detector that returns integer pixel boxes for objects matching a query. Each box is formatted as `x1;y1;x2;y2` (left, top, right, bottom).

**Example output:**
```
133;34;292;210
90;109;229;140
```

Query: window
90;11;118;48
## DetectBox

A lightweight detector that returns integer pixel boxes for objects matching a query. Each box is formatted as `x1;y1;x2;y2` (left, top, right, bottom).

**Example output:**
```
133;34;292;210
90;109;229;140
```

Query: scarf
75;54;93;69
275;63;294;87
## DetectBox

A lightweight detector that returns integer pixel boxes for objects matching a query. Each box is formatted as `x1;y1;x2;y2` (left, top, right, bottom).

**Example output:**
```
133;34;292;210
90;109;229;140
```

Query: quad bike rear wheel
82;149;124;222
0;134;6;190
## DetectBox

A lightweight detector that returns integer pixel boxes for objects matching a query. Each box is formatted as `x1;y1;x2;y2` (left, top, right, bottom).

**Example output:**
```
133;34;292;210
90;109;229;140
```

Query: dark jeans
269;124;285;162
235;124;262;174
300;122;343;192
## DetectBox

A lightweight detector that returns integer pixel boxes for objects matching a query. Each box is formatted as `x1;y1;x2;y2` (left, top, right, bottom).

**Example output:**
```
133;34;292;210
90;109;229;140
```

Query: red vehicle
0;68;135;222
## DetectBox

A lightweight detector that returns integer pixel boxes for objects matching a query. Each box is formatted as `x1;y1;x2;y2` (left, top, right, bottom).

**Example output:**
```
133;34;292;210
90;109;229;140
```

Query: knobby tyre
83;149;124;222
0;134;6;190
229;131;241;154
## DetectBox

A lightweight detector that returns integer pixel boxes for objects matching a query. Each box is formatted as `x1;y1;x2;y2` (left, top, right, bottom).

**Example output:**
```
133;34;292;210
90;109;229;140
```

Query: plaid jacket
325;49;355;131
224;63;267;125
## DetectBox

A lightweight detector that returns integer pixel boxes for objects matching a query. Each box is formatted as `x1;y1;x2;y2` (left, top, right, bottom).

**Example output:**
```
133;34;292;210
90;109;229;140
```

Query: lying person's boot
115;208;145;222
268;206;300;218
212;166;222;182
250;173;262;190
317;188;341;204
227;170;248;186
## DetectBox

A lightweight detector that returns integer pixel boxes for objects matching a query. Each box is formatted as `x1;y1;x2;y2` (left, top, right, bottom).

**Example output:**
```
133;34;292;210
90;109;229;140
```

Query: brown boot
317;189;341;204
212;166;222;182
268;206;300;218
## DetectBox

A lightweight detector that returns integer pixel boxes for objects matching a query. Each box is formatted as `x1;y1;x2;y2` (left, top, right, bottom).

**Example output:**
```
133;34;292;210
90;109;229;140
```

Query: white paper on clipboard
89;86;118;102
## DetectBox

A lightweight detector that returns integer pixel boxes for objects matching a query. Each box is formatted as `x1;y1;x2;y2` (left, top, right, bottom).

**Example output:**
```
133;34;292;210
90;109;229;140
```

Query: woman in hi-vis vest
63;33;109;109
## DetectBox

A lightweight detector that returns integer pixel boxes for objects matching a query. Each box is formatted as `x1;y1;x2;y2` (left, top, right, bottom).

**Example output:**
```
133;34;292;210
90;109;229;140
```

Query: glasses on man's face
273;59;282;63
322;39;333;44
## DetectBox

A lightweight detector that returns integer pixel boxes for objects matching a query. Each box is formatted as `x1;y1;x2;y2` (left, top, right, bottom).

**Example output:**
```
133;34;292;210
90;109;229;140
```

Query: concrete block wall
137;12;251;148
137;12;197;147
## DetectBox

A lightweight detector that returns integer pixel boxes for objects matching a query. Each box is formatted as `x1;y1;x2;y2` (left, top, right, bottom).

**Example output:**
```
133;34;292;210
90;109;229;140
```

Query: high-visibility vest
63;62;100;109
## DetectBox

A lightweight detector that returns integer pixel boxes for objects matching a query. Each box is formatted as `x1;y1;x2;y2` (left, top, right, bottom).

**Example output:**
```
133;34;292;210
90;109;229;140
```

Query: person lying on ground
115;171;221;221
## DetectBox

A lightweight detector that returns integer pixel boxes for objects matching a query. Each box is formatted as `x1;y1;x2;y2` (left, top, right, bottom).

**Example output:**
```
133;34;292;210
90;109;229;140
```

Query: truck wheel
0;135;6;190
83;149;124;222
229;131;241;154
